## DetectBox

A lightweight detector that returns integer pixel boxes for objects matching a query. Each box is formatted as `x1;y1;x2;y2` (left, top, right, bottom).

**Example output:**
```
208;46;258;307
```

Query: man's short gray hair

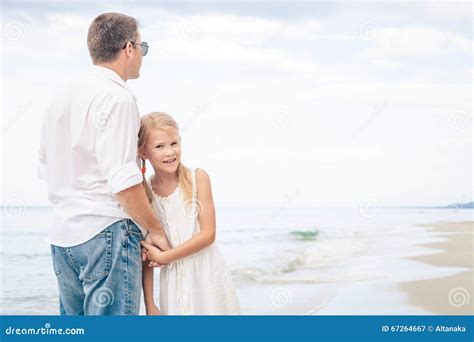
87;13;139;64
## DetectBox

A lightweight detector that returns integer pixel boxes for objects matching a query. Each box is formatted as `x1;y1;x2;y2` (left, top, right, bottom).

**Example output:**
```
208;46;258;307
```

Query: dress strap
191;167;198;203
190;167;201;229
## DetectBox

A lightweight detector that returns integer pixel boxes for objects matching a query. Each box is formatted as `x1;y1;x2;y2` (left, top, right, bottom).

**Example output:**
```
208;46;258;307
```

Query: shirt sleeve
37;112;48;181
94;100;142;194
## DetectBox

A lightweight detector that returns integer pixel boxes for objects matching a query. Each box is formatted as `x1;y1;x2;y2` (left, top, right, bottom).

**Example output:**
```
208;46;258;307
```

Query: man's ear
124;42;134;59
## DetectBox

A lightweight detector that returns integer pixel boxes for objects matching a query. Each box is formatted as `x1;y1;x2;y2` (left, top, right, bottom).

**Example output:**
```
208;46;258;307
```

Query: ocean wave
231;232;373;285
231;267;268;283
290;230;319;241
281;254;307;273
231;266;385;285
231;252;309;282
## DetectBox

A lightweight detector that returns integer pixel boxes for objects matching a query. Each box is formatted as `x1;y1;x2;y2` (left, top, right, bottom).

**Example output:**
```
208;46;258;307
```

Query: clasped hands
141;232;172;268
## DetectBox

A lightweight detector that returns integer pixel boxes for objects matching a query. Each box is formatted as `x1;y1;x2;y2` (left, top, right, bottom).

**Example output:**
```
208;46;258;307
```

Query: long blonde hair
138;112;192;203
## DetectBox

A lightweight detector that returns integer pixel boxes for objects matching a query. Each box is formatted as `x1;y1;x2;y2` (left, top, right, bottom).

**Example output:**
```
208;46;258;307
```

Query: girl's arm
142;259;160;315
141;169;216;265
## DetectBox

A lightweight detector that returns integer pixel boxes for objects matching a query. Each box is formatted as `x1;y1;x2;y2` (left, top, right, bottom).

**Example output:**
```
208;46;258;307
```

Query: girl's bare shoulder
194;168;212;191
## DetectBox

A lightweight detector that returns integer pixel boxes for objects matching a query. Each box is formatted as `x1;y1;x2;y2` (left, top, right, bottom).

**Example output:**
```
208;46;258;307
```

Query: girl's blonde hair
138;112;192;203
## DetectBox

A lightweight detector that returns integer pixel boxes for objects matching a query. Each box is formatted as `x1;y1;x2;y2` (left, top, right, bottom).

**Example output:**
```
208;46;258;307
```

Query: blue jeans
50;219;144;315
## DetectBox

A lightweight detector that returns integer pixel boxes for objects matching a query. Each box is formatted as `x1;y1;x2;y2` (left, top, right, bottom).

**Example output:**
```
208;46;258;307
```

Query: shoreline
399;221;473;315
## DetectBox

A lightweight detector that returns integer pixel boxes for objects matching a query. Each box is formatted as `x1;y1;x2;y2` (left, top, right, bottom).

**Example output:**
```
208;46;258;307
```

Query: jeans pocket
81;230;112;282
129;224;144;239
50;245;61;276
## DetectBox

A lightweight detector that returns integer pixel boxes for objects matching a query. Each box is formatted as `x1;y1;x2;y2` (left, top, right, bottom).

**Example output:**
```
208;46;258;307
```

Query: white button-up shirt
38;65;143;247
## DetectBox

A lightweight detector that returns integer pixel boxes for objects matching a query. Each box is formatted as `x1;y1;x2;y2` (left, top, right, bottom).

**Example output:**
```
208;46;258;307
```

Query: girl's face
141;127;181;174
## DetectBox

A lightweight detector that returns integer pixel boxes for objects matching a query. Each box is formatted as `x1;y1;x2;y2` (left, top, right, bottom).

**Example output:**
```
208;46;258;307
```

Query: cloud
298;82;471;107
140;11;328;74
1;3;472;207
361;26;472;59
212;145;383;163
2;13;90;59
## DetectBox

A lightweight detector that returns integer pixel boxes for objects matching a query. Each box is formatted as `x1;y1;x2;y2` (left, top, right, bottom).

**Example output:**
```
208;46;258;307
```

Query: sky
0;1;472;208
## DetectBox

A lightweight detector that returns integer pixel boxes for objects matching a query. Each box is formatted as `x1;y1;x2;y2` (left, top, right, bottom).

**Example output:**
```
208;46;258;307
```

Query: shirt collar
90;65;137;100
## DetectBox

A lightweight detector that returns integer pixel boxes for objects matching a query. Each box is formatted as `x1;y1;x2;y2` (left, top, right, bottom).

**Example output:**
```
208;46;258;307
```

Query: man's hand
141;232;171;261
141;240;172;265
148;232;172;251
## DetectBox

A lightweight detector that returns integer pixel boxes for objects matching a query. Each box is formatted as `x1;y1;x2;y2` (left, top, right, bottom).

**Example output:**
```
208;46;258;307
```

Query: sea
0;206;472;315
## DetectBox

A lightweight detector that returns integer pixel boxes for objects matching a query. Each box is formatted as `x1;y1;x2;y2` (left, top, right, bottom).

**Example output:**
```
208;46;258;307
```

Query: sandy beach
399;221;473;315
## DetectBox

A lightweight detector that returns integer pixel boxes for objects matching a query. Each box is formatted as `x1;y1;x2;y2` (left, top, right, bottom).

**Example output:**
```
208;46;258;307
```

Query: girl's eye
155;145;163;149
171;142;178;146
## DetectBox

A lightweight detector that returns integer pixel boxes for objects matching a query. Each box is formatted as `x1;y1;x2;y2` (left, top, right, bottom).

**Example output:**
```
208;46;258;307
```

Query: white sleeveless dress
148;168;240;315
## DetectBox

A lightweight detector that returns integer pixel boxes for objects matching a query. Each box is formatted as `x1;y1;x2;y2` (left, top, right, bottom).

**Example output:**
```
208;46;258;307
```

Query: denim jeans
50;219;144;315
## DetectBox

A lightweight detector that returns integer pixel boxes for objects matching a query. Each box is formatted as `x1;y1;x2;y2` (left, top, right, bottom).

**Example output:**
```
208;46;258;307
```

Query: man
38;13;169;315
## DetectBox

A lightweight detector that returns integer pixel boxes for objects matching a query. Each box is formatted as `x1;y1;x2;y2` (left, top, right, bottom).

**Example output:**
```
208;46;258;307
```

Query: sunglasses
122;41;149;56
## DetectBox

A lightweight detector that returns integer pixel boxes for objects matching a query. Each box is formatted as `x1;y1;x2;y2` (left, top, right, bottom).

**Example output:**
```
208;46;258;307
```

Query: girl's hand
146;303;161;315
148;261;161;268
141;240;172;265
141;232;171;261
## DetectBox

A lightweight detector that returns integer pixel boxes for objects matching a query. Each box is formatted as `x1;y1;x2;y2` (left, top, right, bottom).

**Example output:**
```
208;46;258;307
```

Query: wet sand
399;221;473;315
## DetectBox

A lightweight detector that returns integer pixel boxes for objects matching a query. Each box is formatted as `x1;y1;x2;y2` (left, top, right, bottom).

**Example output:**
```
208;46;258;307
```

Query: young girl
138;112;240;315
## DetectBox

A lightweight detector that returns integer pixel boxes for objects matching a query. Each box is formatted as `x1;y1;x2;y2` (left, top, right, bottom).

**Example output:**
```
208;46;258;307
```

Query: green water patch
290;230;319;241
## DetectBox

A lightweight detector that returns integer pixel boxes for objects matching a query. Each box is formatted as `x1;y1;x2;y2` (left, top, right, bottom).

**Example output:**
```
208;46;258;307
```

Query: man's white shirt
38;65;144;247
